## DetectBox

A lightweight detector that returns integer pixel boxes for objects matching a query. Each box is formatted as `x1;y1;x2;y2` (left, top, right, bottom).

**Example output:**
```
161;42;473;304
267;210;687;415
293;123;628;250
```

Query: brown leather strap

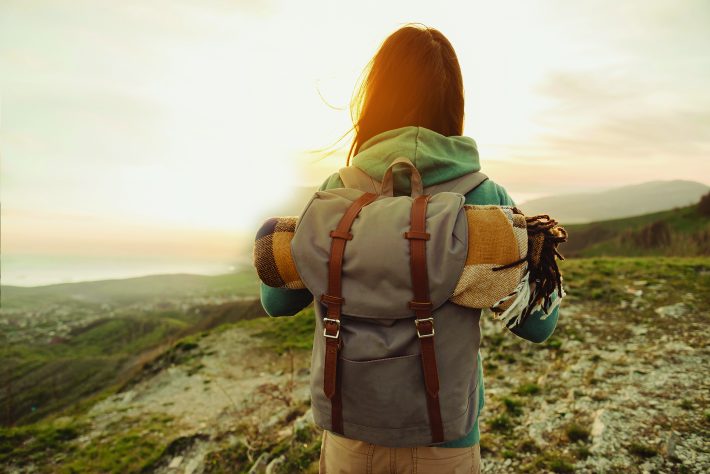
405;194;445;443
321;191;378;435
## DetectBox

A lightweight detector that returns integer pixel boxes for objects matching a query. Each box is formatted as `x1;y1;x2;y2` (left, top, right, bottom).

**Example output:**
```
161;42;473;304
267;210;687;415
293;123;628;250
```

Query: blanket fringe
491;210;569;328
492;273;567;328
492;271;532;327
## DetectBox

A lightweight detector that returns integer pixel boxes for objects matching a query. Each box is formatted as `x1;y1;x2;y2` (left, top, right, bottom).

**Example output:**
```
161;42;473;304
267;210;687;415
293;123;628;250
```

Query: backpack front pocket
339;353;430;429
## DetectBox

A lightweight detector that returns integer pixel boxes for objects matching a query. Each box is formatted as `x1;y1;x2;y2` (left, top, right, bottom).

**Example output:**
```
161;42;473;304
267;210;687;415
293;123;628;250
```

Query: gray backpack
290;157;489;447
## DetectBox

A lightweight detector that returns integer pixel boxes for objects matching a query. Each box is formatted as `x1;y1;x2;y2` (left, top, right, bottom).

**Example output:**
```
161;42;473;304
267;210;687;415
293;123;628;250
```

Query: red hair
347;24;465;165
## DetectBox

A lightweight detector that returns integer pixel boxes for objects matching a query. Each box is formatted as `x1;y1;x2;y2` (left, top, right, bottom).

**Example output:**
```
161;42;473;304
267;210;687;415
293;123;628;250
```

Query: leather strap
321;191;378;434
423;171;489;196
380;157;424;197
405;194;444;443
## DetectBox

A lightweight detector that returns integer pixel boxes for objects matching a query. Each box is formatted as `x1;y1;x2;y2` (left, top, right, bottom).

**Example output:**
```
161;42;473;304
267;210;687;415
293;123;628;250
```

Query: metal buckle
414;317;435;338
323;318;341;339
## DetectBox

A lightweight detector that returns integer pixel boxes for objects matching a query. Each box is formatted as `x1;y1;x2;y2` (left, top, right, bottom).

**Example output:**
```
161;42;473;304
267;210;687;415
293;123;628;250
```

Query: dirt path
86;325;313;473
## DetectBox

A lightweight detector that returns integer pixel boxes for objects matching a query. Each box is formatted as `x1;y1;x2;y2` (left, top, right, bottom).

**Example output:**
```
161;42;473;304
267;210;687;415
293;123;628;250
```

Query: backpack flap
290;187;468;319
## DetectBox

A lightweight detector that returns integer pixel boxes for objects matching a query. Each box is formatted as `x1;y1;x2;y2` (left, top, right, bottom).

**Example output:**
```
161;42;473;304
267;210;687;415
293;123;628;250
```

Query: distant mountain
519;180;709;224
260;180;710;225
1;270;260;310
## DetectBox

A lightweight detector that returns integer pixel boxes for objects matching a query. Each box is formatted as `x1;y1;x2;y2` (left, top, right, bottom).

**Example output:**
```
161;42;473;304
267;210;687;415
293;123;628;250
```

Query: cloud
534;71;710;160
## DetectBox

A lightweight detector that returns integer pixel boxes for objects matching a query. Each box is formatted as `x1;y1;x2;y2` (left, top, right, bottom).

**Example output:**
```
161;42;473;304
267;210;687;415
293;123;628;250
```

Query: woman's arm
464;181;562;344
507;292;560;343
259;283;313;317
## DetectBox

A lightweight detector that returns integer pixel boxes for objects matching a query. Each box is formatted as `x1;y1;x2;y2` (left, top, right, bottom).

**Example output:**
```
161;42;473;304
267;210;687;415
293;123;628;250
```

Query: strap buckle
415;317;435;338
329;230;353;241
323;318;341;339
404;230;430;240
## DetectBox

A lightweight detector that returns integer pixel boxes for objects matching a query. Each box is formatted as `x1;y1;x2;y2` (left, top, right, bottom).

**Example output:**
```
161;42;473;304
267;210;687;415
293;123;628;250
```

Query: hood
351;126;481;194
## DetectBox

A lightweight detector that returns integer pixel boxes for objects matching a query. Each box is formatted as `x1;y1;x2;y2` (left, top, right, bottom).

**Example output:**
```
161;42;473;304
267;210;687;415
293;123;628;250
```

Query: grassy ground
1;257;707;473
475;257;709;473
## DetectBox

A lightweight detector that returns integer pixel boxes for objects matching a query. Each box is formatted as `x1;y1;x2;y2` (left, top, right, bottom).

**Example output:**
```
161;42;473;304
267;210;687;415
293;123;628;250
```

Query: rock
168;456;183;468
248;452;270;474
625;287;643;297
654;303;688;318
276;426;292;439
591;409;606;441
266;455;286;474
667;433;680;459
294;408;314;432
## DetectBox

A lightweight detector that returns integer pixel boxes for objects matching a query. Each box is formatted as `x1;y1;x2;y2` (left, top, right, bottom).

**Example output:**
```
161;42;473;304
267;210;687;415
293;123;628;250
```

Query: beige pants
319;430;481;474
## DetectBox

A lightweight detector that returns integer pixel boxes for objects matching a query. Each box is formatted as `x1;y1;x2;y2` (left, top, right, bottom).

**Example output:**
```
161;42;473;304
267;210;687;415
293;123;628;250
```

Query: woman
260;24;560;473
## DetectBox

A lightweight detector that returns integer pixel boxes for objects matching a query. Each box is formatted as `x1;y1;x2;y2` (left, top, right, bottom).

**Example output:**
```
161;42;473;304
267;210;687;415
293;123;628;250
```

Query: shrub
489;415;512;432
502;397;524;416
565;423;590;443
629;442;658;458
516;383;541;396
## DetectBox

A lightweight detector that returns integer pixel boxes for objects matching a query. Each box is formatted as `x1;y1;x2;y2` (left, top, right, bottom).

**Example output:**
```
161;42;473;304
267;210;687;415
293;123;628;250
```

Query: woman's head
347;24;465;164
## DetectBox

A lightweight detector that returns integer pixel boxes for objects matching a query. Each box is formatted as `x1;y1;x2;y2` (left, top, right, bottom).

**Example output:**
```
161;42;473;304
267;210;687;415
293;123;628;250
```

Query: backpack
290;157;490;447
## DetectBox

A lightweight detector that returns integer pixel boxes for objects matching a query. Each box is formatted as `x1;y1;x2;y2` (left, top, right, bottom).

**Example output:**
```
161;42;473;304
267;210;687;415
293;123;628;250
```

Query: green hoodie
259;126;560;448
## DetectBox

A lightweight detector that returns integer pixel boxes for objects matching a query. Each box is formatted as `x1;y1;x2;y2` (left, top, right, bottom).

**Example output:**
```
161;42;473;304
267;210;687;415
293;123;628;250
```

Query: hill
0;270;264;427
560;203;709;257
1;270;260;311
519;180;709;224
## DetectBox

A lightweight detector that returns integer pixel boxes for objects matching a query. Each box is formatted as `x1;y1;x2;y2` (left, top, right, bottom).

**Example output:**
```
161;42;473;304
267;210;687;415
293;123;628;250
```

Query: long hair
346;24;465;165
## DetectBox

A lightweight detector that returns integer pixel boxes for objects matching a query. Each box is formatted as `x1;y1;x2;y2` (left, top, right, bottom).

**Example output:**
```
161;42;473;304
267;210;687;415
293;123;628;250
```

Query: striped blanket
253;206;567;327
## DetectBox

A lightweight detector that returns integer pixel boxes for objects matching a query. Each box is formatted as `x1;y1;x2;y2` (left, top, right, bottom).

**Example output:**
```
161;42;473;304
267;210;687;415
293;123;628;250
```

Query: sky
1;0;709;284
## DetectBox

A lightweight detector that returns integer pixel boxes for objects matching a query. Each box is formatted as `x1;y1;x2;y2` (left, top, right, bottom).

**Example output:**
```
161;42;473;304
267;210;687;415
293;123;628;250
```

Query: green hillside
560;204;710;257
0;271;264;426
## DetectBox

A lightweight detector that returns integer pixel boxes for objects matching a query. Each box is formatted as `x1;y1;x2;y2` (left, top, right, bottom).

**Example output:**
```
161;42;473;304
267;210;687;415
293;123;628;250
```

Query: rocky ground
477;300;708;474
2;258;708;473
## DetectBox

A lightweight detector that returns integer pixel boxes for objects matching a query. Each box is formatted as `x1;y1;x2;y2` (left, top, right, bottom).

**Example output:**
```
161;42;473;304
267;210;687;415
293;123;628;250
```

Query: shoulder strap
340;166;489;197
423;171;489;196
338;166;381;194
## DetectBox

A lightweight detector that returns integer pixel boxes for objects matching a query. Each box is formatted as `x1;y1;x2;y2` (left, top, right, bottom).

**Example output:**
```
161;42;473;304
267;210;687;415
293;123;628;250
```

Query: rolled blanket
253;217;303;289
253;206;567;326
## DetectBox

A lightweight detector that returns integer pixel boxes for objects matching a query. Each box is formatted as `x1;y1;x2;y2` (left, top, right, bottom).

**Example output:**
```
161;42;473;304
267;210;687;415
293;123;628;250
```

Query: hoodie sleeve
260;283;313;317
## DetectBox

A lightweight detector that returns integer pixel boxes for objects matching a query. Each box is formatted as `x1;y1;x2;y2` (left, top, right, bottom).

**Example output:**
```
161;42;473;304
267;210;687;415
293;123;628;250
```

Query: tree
698;191;710;217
